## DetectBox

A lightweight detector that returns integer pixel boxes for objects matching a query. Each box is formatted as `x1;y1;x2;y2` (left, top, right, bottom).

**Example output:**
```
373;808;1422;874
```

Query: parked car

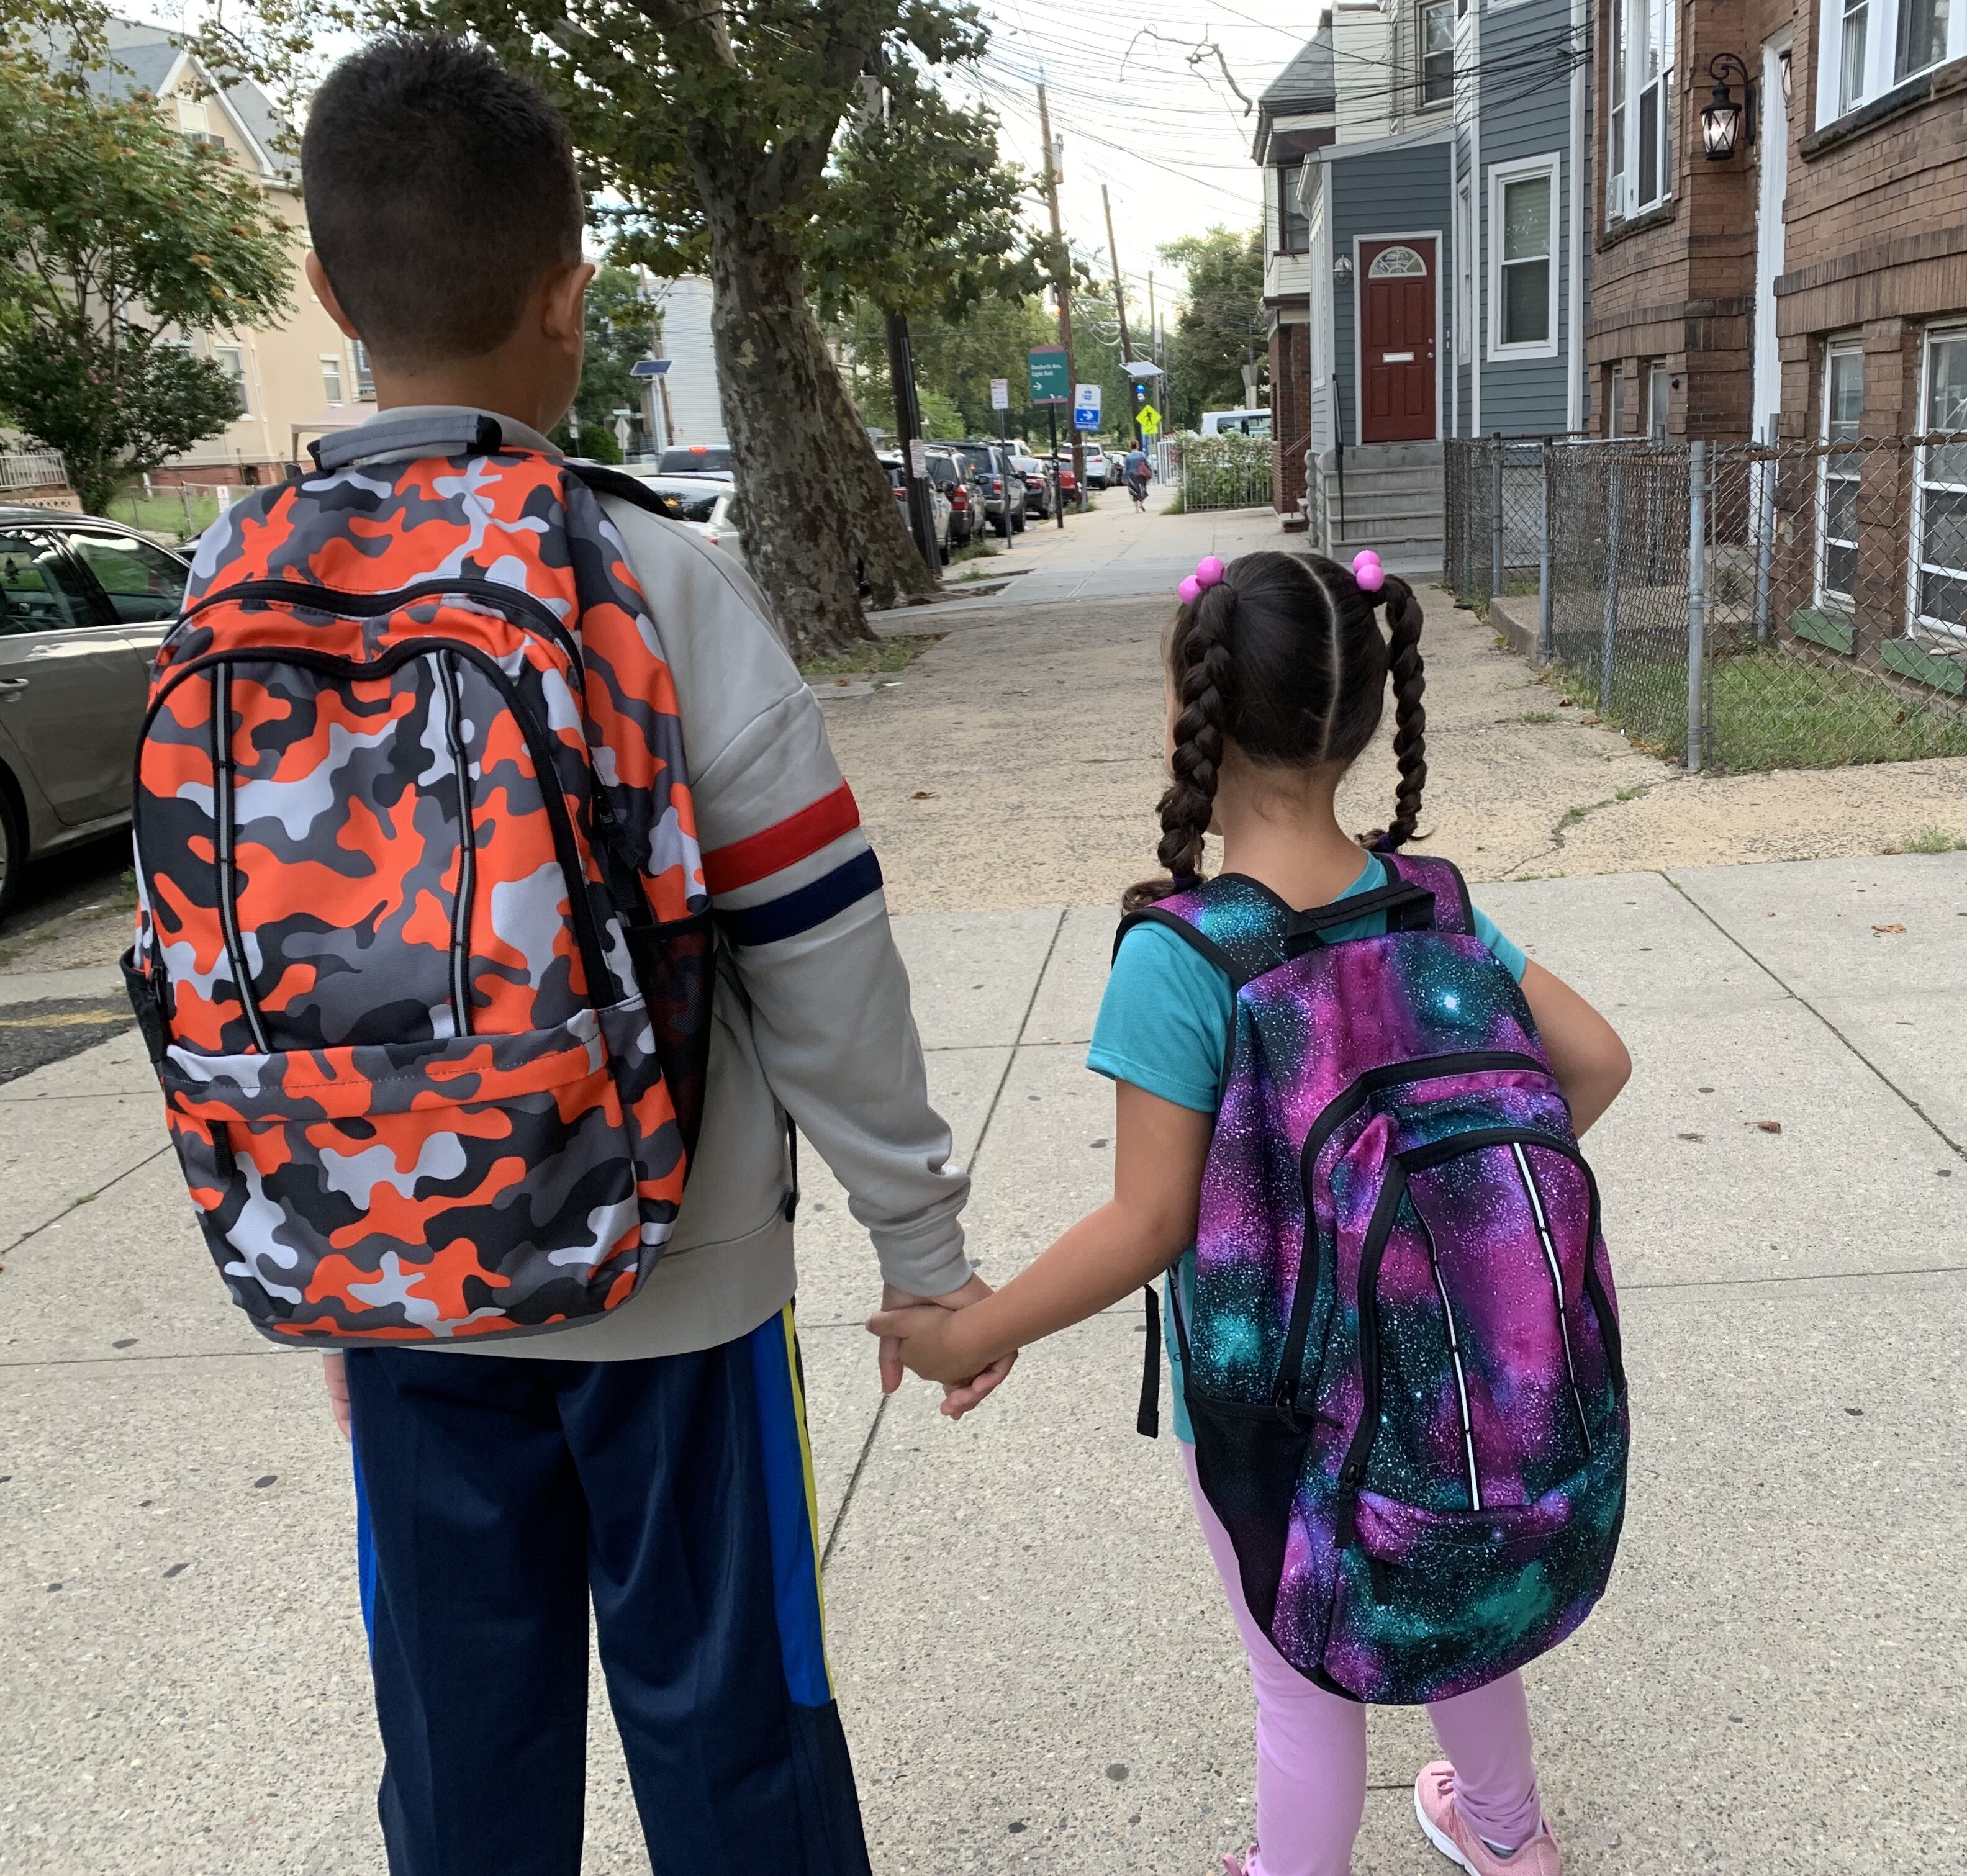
879;457;953;564
1044;456;1080;503
1009;453;1054;520
622;472;746;569
1078;444;1111;489
656;443;734;479
945;443;1025;537
1199;408;1272;438
921;446;980;547
0;509;190;918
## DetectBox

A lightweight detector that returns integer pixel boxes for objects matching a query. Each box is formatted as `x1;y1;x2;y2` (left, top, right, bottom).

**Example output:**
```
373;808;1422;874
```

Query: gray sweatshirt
345;408;971;1359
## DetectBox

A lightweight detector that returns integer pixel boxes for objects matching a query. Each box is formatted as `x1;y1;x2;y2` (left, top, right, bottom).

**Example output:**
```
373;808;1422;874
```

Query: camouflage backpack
122;415;714;1344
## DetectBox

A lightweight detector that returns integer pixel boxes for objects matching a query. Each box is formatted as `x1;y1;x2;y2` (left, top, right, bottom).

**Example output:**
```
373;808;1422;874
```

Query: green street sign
1027;345;1069;405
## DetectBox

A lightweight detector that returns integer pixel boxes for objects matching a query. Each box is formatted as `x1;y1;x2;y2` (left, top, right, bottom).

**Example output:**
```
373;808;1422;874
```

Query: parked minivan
1199;409;1273;438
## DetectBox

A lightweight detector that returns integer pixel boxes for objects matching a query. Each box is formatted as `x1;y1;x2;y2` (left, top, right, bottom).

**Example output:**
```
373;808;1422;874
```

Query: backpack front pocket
159;1006;658;1341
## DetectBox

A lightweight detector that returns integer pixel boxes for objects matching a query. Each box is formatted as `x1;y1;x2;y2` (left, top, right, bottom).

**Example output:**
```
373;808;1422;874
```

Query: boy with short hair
286;34;1002;1874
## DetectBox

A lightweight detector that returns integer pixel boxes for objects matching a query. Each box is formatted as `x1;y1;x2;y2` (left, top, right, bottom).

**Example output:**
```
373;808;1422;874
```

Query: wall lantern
1334;255;1354;282
1701;53;1756;160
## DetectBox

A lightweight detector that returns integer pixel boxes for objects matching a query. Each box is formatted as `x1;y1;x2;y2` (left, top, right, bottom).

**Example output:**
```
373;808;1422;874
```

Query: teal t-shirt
1086;856;1527;1442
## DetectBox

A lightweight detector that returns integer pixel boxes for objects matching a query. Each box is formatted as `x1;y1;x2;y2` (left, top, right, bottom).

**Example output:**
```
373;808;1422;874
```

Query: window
1817;345;1863;605
68;532;188;625
1275;163;1309;252
0;531;91;634
353;340;374;400
1455;181;1475;364
1911;328;1967;639
1646;361;1670;437
213;344;248;418
1606;0;1673;220
1819;0;1965;119
321;354;345;404
1490;158;1558;356
1421;0;1455;104
1606;364;1624;437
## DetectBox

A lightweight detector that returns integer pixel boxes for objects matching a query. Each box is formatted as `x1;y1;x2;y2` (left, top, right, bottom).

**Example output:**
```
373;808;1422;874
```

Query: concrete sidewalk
2;855;1963;1872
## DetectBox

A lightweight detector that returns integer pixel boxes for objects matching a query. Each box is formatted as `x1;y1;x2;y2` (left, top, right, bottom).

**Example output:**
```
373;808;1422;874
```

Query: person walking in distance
1124;440;1153;510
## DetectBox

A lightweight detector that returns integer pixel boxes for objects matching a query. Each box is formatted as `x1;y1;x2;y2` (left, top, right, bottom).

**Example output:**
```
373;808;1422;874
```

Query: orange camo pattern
127;448;712;1342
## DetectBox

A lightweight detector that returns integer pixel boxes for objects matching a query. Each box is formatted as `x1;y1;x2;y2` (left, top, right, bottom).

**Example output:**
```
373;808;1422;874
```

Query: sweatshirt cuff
872;1220;973;1299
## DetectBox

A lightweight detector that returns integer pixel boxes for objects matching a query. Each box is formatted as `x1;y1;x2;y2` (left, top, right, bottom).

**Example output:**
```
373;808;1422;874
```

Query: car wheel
0;779;23;925
939;537;951;566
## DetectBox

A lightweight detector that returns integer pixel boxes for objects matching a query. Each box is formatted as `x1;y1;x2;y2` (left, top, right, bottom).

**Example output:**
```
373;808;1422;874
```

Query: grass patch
953;567;1002;584
951;539;998;565
798;633;941;679
1884;826;1967;855
103;487;225;542
1163;489;1186;515
1614;785;1648;802
1511;710;1558;724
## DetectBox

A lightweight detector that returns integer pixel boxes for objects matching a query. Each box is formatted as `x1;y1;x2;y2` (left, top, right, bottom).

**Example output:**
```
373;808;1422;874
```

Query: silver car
0;510;188;918
622;472;746;570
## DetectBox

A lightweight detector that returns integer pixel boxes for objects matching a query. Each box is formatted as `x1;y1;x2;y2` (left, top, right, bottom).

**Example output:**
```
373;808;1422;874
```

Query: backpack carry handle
310;412;506;471
1283;881;1437;955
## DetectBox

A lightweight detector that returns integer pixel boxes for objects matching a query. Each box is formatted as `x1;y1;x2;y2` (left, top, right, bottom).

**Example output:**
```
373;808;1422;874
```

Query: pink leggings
1183;1448;1544;1876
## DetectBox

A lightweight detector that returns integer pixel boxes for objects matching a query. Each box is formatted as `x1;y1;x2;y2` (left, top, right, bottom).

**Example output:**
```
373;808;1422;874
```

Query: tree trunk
699;192;934;661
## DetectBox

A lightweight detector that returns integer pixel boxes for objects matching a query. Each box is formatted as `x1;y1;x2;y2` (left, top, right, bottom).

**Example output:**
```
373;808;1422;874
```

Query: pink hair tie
1352;549;1385;593
1178;555;1228;605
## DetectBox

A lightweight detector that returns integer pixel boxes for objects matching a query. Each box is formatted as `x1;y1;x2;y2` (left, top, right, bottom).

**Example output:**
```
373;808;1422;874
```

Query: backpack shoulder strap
1113;875;1295;988
1379;852;1476;936
564;459;687;524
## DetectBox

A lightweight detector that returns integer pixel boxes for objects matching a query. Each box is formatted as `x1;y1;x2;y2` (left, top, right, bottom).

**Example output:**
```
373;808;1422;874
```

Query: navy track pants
345;1305;870;1876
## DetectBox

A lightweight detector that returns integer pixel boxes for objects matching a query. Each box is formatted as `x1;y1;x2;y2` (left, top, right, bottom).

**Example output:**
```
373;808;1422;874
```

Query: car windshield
949;445;995;472
642;481;722;523
658;446;731;475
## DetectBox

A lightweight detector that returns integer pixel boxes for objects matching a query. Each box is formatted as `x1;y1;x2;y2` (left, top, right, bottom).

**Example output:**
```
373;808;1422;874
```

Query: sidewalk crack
0;1142;173;1265
1662;872;1965;1162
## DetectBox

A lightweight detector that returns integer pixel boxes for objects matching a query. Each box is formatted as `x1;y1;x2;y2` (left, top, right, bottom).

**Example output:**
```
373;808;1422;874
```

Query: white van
1200;408;1273;438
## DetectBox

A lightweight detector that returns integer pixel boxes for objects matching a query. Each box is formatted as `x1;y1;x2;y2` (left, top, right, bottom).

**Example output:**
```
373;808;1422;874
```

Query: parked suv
922;446;980;548
879;457;953;564
0;510;190;918
1079;444;1111;490
946;443;1025;538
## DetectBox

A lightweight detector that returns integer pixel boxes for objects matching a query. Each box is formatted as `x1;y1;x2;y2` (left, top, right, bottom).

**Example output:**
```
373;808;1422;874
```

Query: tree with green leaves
0;40;292;513
836;290;1056;443
346;0;1038;656
549;264;654;464
1157;226;1264;430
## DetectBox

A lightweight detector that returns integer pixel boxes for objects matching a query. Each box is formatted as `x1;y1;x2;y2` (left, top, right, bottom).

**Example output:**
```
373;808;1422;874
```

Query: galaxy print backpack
122;414;713;1346
1126;852;1629;1705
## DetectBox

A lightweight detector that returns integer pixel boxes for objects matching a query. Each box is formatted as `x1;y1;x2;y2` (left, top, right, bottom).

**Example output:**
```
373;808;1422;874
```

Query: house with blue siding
1281;0;1591;567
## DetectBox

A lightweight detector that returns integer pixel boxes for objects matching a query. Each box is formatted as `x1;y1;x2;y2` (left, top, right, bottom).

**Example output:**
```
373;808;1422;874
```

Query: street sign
990;377;1010;411
1136;404;1163;436
1072;382;1102;430
1027;345;1069;405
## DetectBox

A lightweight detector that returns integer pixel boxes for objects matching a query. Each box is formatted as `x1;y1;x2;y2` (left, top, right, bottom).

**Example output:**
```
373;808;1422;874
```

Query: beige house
95;20;373;487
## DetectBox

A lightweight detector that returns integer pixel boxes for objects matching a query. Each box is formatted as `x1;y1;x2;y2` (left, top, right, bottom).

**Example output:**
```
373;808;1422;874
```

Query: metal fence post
1599;459;1622;715
1489;433;1504;603
1686;440;1708;774
1536;443;1554;664
1752;417;1776;642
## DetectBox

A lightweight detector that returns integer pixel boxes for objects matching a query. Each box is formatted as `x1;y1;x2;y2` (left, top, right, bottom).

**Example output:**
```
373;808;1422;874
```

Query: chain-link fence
1444;433;1967;771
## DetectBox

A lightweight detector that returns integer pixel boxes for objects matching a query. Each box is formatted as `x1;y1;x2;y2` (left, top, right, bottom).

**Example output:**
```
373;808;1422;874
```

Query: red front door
1359;238;1437;443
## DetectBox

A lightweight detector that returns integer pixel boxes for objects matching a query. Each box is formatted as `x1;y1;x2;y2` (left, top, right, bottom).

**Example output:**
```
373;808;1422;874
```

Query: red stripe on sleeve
702;782;862;895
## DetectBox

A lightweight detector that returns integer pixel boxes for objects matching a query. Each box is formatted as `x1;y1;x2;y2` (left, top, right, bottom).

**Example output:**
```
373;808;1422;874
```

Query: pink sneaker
1221;1850;1257;1875
1414;1762;1562;1875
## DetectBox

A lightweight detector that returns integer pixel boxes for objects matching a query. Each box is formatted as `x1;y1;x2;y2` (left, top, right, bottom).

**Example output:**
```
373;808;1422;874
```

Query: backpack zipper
141;637;618;1033
174;577;583;675
209;664;271;1053
1275;1050;1550;1417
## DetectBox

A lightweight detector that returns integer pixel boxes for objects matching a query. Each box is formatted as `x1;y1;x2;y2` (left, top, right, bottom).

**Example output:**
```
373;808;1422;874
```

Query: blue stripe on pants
748;1302;832;1707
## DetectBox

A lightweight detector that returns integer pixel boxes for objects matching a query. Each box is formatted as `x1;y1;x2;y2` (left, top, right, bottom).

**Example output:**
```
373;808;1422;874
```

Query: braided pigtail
1121;582;1238;912
1365;574;1428;850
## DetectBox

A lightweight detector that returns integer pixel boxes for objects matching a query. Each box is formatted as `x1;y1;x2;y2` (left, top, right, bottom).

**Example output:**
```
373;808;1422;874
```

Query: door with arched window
1359;239;1437;443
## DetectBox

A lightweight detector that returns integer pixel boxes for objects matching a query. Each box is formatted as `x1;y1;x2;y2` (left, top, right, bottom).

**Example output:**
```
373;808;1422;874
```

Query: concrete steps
1308;440;1445;572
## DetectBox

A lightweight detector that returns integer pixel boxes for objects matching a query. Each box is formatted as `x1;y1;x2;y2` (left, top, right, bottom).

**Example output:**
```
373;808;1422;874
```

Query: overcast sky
962;1;1329;331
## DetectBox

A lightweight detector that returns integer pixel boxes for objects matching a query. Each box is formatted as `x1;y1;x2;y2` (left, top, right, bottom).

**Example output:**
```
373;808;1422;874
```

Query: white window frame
1605;0;1674;222
320;354;345;405
1908;325;1967;643
1275;161;1310;254
1816;341;1864;608
1419;0;1455;106
1816;0;1965;124
1645;359;1670;437
352;340;375;400
1488;154;1561;361
213;343;249;419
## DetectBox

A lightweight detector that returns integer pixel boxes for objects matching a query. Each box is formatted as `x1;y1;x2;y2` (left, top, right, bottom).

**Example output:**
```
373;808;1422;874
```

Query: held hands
873;1274;1016;1420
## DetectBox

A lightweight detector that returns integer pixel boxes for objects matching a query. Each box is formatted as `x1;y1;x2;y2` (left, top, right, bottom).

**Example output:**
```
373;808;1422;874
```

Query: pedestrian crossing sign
1136;404;1162;435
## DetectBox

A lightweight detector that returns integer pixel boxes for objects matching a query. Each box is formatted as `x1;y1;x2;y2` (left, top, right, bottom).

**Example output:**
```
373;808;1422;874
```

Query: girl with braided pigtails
874;549;1634;1876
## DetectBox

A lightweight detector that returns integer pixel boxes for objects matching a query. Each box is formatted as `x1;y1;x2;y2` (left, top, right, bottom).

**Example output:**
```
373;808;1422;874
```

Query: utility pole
1101;183;1139;446
1036;78;1085;514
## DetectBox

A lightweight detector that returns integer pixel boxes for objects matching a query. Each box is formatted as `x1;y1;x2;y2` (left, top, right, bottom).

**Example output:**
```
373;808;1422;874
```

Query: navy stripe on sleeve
716;849;884;947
